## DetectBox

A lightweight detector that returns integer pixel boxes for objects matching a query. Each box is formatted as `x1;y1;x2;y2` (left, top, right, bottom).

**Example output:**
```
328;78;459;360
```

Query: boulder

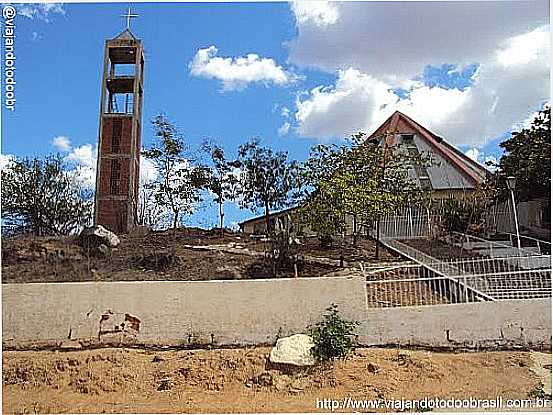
79;225;120;249
269;334;316;366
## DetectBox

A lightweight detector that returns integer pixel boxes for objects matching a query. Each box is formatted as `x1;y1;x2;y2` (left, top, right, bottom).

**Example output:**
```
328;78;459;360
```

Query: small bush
308;303;359;362
528;382;550;399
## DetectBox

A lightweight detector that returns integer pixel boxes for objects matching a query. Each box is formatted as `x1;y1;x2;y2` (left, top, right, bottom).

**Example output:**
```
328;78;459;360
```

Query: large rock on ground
269;334;316;366
79;225;120;249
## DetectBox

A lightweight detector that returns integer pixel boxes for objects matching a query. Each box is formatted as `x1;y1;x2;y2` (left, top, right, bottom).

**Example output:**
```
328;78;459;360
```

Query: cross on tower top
121;6;138;30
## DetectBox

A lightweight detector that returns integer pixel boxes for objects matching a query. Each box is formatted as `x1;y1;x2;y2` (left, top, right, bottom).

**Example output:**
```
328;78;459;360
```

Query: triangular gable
366;111;488;186
112;29;137;41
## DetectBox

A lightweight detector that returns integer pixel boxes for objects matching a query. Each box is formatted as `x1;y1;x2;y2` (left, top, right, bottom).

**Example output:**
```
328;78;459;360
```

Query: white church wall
414;135;475;190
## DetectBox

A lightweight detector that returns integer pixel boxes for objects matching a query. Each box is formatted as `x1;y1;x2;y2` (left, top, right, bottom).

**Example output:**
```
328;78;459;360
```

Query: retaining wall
362;299;551;349
2;277;551;350
2;276;368;349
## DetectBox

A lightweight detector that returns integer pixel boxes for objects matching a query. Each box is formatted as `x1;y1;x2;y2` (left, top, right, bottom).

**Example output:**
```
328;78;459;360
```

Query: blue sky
1;1;549;228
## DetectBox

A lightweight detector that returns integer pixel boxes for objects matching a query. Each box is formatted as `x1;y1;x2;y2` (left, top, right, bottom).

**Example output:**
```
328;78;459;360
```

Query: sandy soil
3;347;550;414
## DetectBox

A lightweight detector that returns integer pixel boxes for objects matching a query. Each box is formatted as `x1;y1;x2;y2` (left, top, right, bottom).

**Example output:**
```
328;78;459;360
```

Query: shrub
308;303;359;362
528;382;550;399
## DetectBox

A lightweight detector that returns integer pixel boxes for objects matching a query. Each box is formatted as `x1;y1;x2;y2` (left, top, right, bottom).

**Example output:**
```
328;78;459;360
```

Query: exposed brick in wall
97;200;128;234
97;116;137;234
100;117;133;155
97;157;131;195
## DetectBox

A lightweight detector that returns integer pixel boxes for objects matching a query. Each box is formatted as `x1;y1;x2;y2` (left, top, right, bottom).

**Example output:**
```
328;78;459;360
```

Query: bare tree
141;115;208;229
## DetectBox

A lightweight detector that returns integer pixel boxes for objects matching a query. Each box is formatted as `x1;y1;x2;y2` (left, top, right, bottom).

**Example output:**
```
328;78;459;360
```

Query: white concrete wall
361;299;551;349
2;276;368;349
3;278;550;350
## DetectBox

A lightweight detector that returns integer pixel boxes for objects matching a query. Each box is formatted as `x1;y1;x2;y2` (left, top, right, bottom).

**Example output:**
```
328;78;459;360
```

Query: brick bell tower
94;13;144;234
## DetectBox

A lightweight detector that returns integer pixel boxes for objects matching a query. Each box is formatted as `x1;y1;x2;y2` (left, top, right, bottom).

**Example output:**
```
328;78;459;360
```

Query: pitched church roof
365;110;489;187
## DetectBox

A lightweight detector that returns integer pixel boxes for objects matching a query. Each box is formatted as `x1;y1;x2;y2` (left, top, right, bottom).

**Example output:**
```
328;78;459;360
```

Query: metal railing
427;255;552;301
366;265;454;308
492;231;551;255
367;212;440;239
364;211;551;307
365;255;551;308
447;231;543;258
378;237;495;301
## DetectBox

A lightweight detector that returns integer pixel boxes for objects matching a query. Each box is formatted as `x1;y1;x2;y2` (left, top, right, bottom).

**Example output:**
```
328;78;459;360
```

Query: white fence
430;255;552;301
365;255;552;308
366;265;462;308
364;208;552;305
448;231;551;257
376;214;438;239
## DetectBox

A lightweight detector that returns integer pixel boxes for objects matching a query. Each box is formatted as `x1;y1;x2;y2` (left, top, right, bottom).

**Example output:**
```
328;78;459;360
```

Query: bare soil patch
2;347;548;413
1;228;398;283
399;237;480;260
366;266;451;308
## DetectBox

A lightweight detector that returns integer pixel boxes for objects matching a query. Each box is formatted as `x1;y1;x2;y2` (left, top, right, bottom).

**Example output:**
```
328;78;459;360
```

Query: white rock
269;334;316;366
79;225;120;248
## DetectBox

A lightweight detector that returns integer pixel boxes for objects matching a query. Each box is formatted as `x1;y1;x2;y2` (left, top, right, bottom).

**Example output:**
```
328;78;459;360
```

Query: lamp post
506;176;521;251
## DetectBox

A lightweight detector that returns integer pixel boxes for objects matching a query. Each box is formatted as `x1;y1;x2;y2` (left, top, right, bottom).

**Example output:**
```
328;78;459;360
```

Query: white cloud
368;83;470;140
464;148;480;162
140;157;158;185
52;135;71;152
497;25;550;67
189;45;296;91
53;137;158;190
278;122;291;136
288;1;548;79
294;68;397;139
464;148;498;171
66;143;95;167
61;141;160;190
18;3;65;22
0;154;15;171
6;138;158;195
290;1;340;27
290;19;550;147
511;101;550;131
65;144;97;189
485;155;498;172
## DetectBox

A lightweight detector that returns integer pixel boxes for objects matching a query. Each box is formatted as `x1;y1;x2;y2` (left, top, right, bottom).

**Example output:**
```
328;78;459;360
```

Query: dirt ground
1;228;398;283
399;237;481;260
3;347;550;414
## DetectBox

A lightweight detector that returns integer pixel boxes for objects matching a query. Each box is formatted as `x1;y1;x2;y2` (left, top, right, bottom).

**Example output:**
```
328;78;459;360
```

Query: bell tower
94;16;144;233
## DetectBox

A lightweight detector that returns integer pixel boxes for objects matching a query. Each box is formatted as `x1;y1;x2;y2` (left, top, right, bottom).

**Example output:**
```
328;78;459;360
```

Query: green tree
436;183;496;235
299;135;429;255
142;115;208;229
1;155;92;236
494;106;550;201
202;143;241;235
237;140;301;234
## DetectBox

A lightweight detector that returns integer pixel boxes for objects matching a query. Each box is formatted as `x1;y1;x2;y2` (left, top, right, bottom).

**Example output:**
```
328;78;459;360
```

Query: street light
505;176;521;251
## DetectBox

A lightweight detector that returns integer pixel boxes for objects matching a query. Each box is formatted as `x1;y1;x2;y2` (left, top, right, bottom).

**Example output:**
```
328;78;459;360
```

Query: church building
240;111;490;234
